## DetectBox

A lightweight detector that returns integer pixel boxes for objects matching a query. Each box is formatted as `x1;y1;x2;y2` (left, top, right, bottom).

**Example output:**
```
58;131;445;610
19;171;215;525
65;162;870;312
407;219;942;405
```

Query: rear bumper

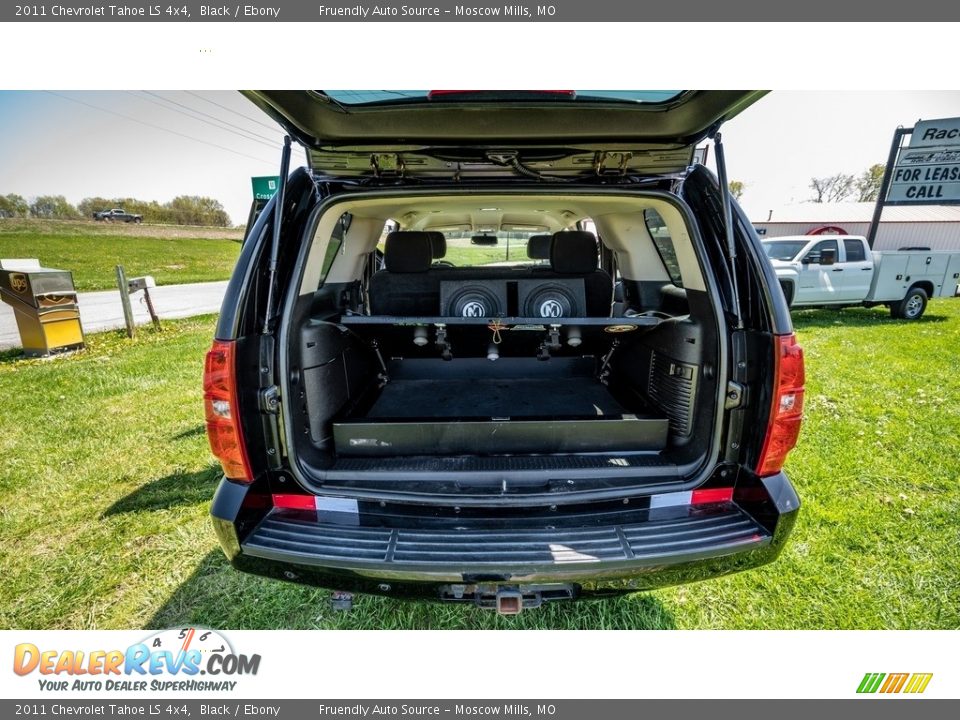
211;472;799;600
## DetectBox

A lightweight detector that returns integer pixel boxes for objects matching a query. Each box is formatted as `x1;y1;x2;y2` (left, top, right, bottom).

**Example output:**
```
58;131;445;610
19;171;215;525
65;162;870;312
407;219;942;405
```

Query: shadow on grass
148;551;677;630
791;307;948;331
102;464;220;517
0;347;26;364
0;346;87;365
172;425;206;440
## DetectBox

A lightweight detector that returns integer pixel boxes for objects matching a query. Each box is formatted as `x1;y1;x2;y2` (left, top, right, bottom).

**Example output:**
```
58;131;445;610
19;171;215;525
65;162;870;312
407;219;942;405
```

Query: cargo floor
366;377;630;419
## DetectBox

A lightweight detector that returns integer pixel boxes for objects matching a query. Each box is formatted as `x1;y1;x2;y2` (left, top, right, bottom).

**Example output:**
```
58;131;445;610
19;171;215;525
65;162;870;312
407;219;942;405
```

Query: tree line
724;165;886;205
0;193;232;227
809;164;886;203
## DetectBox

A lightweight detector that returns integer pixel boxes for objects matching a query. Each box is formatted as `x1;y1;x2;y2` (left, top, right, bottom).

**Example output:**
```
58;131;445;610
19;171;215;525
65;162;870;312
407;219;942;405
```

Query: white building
751;203;960;251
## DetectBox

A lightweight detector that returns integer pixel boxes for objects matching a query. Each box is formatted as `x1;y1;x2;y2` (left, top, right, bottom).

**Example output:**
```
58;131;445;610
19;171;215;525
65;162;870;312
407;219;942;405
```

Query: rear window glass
844;239;866;262
431;231;549;268
319;213;351;283
644;209;683;287
322;90;684;106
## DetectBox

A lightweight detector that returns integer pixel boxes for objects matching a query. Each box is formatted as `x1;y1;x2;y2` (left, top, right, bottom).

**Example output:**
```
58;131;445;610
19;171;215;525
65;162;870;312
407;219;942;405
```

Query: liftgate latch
595;151;633;176
371;153;403;178
724;381;745;410
259;386;280;414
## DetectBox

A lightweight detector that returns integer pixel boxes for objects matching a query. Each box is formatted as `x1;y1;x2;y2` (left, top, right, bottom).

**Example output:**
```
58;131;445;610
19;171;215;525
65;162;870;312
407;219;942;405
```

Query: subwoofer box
440;279;507;317
518;278;585;318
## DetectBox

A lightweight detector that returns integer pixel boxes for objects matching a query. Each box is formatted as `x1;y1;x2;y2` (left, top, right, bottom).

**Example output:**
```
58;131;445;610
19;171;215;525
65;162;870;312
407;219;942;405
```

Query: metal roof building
751;203;960;251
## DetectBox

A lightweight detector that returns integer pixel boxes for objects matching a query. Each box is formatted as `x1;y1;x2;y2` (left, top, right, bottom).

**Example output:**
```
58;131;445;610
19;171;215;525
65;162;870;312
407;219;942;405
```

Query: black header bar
5;0;960;22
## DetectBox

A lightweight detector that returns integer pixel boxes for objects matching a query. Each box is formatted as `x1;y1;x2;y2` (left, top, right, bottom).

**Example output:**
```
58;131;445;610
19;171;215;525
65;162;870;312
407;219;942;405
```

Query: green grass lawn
442;238;531;267
0;219;242;291
1;301;958;630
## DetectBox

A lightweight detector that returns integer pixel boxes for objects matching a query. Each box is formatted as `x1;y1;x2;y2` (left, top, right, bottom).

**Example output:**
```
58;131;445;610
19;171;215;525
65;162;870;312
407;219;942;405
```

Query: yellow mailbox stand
0;259;85;356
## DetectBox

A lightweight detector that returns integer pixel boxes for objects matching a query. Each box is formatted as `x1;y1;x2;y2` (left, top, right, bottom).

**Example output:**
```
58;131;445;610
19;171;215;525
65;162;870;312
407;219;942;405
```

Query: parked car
763;235;960;319
93;208;142;223
206;90;804;613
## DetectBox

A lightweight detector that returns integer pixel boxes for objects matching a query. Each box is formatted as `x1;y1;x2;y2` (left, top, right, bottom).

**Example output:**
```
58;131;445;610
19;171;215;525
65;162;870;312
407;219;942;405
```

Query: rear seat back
427;231;447;261
368;230;611;317
526;234;553;264
548;231;612;316
368;231;438;315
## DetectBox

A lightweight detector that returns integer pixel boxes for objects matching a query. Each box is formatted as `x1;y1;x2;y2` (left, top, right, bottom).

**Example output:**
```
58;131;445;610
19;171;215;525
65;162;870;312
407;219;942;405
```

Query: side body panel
868;250;960;301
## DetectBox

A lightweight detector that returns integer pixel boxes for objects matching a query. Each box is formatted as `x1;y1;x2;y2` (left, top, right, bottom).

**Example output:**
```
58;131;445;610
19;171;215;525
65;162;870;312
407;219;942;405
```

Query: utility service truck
763;235;960;319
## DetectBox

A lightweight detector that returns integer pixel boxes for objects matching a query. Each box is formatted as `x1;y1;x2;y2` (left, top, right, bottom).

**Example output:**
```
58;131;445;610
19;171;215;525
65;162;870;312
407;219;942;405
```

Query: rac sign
887;116;960;204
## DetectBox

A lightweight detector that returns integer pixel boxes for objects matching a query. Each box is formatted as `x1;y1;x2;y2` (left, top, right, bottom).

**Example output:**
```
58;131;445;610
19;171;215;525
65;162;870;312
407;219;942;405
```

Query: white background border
1;18;957;702
2;630;955;699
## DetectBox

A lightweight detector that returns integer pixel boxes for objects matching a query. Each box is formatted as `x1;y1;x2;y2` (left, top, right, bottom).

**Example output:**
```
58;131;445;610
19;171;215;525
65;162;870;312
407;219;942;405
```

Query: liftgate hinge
259;385;280;414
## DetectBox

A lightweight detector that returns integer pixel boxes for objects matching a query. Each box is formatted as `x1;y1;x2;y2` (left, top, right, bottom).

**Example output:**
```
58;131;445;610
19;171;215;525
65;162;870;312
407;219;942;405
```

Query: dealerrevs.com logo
857;672;933;694
13;628;260;693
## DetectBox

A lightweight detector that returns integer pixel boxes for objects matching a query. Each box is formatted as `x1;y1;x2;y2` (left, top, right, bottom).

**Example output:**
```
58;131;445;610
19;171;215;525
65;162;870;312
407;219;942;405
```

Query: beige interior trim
299;193;706;295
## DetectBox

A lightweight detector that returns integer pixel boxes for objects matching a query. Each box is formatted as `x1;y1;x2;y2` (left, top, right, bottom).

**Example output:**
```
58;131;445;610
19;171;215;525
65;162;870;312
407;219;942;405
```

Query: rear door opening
274;189;733;501
207;91;803;601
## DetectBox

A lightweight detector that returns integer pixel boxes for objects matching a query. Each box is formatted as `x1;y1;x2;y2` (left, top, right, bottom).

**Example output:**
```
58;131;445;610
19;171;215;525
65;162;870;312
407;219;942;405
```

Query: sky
1;90;958;226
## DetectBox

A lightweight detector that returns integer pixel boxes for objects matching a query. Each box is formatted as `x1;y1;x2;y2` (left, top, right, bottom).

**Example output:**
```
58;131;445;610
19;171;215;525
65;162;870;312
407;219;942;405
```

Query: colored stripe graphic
880;673;909;693
903;674;933;694
857;672;932;694
857;673;885;693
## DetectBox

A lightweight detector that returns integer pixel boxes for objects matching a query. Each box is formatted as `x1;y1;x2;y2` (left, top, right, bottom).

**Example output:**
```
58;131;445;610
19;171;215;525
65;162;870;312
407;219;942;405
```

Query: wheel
133;217;142;224
891;287;928;320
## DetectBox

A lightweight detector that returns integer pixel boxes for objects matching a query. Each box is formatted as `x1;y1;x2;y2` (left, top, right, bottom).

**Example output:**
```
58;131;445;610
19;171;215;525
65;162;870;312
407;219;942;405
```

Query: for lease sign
887;117;960;203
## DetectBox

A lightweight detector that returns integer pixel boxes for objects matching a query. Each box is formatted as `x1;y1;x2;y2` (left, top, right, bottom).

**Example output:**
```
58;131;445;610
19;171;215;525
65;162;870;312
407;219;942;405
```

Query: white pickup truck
762;235;960;320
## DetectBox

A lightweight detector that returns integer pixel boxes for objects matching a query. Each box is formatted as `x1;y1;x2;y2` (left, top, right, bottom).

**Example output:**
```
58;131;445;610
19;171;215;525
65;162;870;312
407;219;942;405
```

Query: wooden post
115;265;135;338
142;286;161;331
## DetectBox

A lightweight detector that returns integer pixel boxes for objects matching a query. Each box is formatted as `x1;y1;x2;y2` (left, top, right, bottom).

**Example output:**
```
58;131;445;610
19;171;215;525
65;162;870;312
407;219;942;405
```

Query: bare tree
809;173;856;203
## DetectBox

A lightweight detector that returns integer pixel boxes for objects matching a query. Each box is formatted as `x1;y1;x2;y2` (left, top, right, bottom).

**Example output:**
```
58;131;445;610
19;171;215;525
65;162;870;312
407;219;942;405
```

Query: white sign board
888;117;960;204
910;117;960;148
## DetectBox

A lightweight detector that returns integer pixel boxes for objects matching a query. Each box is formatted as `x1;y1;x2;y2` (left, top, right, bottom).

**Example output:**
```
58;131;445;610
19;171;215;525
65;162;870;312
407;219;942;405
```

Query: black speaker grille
647;351;697;437
439;280;508;317
517;278;585;318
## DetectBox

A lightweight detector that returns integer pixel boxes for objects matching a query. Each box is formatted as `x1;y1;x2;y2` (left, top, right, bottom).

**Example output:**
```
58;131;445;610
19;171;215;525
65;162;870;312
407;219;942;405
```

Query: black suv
206;91;803;614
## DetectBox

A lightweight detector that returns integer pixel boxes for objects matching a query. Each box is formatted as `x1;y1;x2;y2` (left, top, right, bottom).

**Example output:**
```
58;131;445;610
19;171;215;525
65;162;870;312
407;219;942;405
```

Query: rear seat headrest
526;234;552;260
551;231;599;274
384;231;433;273
427;231;447;259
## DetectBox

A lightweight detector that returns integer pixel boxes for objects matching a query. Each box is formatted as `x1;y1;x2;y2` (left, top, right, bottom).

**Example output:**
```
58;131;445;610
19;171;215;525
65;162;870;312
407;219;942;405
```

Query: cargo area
286;309;717;483
334;355;669;457
277;192;725;490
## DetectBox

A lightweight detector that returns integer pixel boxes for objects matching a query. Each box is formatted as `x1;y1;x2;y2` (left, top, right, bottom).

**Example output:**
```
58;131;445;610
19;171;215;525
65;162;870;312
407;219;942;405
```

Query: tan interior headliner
299;193;706;295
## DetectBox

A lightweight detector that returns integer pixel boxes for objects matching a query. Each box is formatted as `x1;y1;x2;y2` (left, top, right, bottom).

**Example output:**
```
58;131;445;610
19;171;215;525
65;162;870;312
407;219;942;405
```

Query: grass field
1;301;958;630
0;218;242;291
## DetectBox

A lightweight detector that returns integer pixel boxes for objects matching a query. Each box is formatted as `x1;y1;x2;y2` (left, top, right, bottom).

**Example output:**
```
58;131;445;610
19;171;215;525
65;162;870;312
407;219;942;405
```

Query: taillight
755;333;805;477
203;340;253;483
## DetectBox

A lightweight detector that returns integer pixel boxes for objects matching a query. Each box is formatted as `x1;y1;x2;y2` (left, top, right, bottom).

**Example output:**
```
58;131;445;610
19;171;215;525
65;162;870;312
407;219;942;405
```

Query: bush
78;195;231;226
28;195;81;219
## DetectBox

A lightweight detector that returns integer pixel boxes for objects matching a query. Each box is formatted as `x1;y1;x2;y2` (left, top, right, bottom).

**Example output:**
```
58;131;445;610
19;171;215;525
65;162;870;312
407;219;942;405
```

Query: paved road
0;280;228;351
